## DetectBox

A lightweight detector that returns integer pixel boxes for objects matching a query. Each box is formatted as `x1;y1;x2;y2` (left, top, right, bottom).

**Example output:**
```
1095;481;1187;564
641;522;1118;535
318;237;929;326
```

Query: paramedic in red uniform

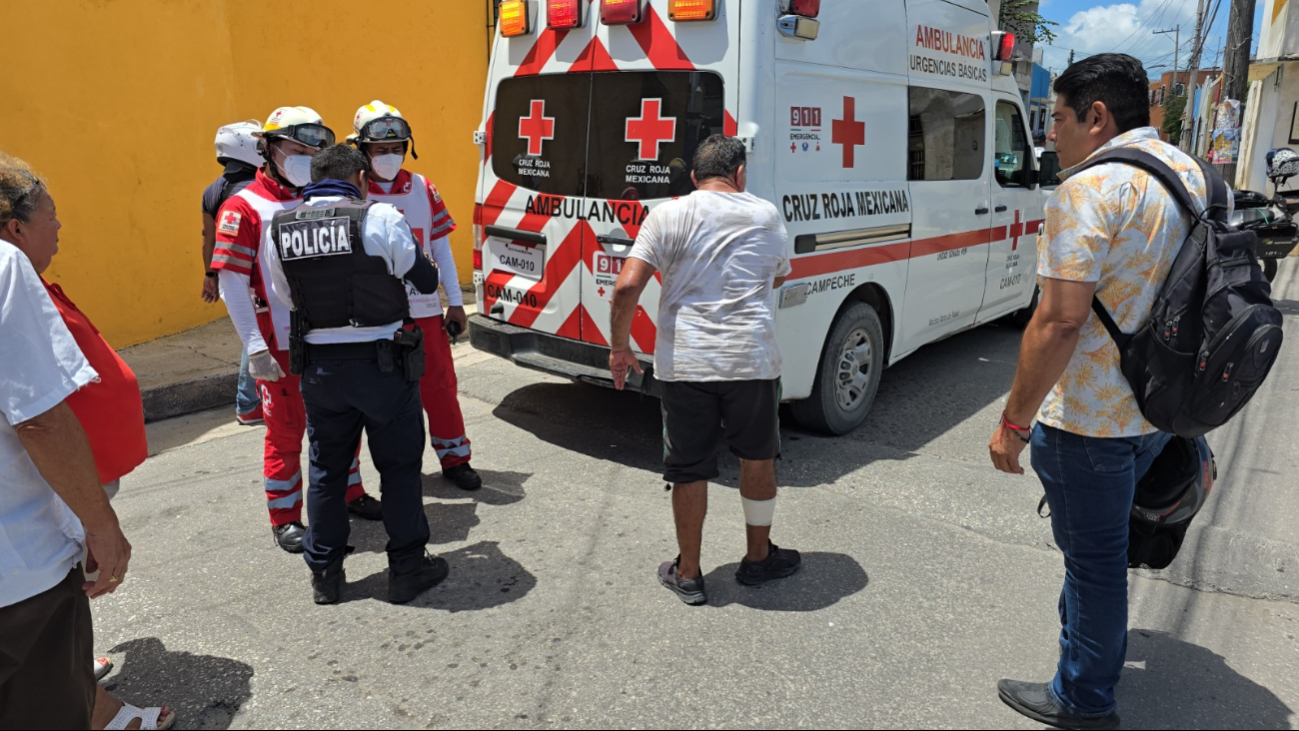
211;107;382;553
350;100;482;491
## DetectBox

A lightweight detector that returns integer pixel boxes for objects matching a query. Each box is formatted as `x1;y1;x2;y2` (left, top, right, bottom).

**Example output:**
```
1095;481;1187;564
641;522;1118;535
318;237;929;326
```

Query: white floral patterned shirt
1037;127;1230;438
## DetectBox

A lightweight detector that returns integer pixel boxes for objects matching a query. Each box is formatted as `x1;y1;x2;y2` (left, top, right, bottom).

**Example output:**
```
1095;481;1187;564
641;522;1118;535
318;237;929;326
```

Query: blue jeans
1031;423;1173;717
299;358;429;575
236;348;260;416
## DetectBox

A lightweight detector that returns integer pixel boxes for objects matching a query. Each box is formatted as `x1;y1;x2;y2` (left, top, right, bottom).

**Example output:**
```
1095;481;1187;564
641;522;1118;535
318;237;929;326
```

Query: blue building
1027;59;1053;142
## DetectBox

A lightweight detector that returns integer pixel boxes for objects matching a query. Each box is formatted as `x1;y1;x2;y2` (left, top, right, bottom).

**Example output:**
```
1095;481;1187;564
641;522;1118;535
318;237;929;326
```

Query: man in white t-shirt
609;135;800;606
0;177;131;725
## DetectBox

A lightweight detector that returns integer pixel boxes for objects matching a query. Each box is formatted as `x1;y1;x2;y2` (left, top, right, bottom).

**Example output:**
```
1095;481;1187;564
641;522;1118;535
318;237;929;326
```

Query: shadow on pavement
1118;629;1293;730
701;552;868;612
342;541;536;612
490;325;1023;485
104;637;253;731
422;469;531;506
1273;298;1299;317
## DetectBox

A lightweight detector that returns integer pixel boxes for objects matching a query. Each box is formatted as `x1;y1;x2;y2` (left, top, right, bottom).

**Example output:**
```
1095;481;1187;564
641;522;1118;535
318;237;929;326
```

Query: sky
1034;0;1267;77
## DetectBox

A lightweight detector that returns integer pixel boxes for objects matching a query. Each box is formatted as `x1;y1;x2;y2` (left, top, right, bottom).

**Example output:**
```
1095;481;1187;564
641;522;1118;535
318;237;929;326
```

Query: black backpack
1077;148;1285;438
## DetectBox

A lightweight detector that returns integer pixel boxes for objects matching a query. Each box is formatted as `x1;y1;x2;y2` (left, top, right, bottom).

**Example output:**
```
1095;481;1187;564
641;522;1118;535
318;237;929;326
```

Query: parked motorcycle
1232;148;1299;282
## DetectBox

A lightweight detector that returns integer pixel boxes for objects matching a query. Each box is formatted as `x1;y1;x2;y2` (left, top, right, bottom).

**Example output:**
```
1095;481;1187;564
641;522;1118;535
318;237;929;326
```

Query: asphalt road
94;261;1299;729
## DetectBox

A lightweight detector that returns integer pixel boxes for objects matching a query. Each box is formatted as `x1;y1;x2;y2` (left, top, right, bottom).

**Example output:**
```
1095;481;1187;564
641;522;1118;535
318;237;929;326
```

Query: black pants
0;568;94;729
300;358;429;574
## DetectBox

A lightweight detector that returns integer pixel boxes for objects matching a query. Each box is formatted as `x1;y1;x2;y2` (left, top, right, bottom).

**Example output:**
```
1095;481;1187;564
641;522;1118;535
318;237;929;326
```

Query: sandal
105;704;175;731
93;656;114;682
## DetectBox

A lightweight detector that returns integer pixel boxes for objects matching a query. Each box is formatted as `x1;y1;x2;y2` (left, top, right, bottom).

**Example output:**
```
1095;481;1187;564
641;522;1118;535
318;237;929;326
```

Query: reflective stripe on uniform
266;471;302;495
268;491;303;510
432;436;471;460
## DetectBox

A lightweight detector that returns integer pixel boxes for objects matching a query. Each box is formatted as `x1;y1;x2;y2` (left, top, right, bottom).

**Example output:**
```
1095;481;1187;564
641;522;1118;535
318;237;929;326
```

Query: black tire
1263;257;1279;283
789;302;885;436
1006;286;1040;328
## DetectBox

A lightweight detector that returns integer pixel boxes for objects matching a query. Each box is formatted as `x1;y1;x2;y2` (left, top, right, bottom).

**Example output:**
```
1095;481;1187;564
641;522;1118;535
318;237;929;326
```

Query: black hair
1053;53;1151;133
692;135;747;184
310;144;371;183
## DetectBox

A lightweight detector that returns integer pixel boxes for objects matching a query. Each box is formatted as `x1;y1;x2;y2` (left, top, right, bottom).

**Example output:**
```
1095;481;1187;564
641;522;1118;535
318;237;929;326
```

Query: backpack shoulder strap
1190;155;1231;223
1076;147;1203;218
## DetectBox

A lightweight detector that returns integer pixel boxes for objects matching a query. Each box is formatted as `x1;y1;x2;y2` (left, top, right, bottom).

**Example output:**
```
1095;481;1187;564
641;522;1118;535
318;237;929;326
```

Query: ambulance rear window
493;74;591;196
586;72;725;201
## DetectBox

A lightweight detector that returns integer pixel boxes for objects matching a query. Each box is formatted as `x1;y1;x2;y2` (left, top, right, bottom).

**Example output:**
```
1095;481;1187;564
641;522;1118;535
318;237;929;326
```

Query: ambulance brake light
548;0;584;29
994;32;1016;62
500;0;532;37
601;0;644;25
783;0;820;17
669;0;715;21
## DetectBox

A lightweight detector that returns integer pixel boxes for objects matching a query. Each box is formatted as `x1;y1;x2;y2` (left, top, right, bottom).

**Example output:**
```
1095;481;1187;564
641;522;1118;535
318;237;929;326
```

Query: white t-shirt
628;190;792;382
264;196;420;345
0;240;96;608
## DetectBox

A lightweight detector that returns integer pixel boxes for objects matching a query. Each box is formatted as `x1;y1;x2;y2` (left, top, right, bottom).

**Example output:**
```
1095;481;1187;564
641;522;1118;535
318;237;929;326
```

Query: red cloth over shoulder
42;279;148;485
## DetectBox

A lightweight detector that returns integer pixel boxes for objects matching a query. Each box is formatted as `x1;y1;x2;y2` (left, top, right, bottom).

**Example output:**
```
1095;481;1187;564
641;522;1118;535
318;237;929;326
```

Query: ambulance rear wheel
791;302;884;436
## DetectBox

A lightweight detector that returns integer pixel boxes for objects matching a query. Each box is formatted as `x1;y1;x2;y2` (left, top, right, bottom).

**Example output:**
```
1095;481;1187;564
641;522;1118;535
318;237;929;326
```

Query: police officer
262;144;448;604
350;100;482;491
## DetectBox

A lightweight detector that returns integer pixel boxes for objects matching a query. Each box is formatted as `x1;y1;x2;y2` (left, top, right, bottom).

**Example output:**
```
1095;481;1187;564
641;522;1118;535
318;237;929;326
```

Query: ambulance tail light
548;0;585;29
781;0;820;17
669;0;715;21
473;204;484;271
992;32;1016;76
601;0;644;25
500;0;533;37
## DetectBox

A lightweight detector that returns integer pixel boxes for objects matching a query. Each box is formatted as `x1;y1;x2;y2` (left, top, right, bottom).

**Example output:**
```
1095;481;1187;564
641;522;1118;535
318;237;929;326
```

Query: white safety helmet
352;100;418;158
214;120;264;168
259;106;335;150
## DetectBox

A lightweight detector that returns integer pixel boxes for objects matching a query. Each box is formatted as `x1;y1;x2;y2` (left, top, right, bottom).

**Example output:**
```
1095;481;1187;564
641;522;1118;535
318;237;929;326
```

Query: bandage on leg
742;496;776;527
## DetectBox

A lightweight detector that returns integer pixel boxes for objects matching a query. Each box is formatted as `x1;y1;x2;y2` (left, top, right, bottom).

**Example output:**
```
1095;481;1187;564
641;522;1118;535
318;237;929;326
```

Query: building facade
1147;68;1220;142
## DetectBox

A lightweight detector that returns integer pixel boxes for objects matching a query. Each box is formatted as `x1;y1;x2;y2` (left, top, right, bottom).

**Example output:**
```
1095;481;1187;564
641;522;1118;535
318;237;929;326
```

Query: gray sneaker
658;558;707;606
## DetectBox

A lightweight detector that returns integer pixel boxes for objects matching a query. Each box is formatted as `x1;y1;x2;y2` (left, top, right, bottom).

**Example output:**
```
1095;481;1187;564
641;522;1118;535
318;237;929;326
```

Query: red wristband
1001;412;1032;433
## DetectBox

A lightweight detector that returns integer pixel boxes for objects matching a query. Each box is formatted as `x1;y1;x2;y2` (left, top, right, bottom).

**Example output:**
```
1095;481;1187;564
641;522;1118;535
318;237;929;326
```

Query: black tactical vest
270;198;410;332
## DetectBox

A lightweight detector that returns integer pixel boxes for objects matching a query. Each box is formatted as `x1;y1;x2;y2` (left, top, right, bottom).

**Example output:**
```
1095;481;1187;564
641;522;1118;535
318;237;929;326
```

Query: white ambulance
468;0;1045;435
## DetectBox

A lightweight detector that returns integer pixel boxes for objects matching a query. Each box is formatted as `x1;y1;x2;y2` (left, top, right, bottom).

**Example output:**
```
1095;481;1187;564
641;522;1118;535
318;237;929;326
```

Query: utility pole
1220;0;1257;182
1068;49;1075;65
1155;26;1181;143
1181;0;1210;150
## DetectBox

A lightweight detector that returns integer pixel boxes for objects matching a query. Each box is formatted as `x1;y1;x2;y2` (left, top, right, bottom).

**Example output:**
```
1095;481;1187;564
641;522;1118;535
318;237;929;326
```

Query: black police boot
389;552;450;605
272;522;306;554
443;463;483;492
346;494;383;521
311;556;346;605
997;680;1121;730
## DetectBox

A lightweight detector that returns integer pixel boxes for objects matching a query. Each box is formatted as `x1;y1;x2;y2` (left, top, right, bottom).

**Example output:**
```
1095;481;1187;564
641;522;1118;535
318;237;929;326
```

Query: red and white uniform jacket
367;170;460;320
211;170;302;353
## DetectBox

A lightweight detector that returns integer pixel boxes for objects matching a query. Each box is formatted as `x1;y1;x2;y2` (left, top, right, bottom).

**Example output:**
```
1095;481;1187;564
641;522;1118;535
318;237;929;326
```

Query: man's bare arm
1004;278;1098;426
202;213;217;270
610;258;658;351
16;401;131;597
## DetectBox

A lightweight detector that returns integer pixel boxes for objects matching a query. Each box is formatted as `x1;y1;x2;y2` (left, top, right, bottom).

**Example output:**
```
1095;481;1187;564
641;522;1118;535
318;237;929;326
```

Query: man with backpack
989;54;1237;730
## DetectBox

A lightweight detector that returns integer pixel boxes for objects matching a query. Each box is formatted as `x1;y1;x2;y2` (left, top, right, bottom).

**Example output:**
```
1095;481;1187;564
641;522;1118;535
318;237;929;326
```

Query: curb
142;372;239;424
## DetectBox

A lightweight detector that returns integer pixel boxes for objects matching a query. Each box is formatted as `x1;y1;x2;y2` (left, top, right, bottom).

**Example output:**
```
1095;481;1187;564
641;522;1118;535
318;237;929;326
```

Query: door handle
975;207;990;215
596;234;636;246
485;225;547;247
994;205;1009;213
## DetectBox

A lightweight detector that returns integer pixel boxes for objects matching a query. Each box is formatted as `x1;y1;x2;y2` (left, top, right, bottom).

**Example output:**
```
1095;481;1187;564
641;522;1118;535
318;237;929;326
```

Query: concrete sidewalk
121;303;478;423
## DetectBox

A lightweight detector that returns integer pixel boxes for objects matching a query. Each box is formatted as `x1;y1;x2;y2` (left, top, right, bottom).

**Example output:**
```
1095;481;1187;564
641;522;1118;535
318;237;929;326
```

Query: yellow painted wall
1;0;492;347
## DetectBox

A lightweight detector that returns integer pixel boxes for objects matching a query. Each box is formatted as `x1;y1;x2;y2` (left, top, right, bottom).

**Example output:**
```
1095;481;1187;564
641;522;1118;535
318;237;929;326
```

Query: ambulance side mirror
1025;168;1040;190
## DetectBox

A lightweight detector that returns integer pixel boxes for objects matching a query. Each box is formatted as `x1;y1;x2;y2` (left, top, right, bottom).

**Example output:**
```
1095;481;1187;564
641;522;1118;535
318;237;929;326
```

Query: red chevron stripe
515;28;570;77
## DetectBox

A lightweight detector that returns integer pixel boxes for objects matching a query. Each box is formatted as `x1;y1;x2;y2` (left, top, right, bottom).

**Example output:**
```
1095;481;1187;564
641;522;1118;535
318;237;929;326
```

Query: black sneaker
389;553;450;605
657;558;707;605
346;494;383;521
997;680;1121;731
443;463;483;492
311;557;346;605
735;541;801;586
272;522;306;553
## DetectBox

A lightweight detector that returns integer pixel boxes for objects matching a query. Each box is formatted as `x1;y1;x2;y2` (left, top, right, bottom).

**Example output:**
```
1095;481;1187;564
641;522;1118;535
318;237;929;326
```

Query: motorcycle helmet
214;120;264;168
1266;148;1299;181
1132;436;1215;527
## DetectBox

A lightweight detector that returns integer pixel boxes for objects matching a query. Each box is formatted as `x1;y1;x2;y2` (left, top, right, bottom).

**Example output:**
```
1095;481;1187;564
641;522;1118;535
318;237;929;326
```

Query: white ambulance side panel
979;93;1045;322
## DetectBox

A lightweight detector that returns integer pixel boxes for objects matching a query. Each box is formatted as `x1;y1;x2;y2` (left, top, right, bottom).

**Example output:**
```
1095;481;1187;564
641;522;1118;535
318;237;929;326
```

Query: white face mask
370;153;404;182
274;148;313;188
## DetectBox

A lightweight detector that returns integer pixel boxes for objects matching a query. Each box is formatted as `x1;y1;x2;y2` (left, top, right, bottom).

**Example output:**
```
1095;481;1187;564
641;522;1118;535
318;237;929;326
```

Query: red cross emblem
831;96;865;168
218;210;242;235
518;100;555;157
222;211;238;227
1009;210;1024;251
626;99;677;161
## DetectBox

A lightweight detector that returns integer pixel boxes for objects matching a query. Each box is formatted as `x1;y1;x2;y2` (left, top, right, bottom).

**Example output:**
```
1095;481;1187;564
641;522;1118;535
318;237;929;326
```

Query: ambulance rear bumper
469;314;660;396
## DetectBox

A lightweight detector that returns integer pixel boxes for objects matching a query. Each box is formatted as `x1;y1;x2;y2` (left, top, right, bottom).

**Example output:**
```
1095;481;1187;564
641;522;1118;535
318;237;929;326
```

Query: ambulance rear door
978;93;1043;322
575;0;741;354
478;21;595;342
897;0;995;355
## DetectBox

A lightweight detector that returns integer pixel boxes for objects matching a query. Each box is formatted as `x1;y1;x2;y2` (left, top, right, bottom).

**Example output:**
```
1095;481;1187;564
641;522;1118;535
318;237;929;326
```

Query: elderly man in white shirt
0;166;132;728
